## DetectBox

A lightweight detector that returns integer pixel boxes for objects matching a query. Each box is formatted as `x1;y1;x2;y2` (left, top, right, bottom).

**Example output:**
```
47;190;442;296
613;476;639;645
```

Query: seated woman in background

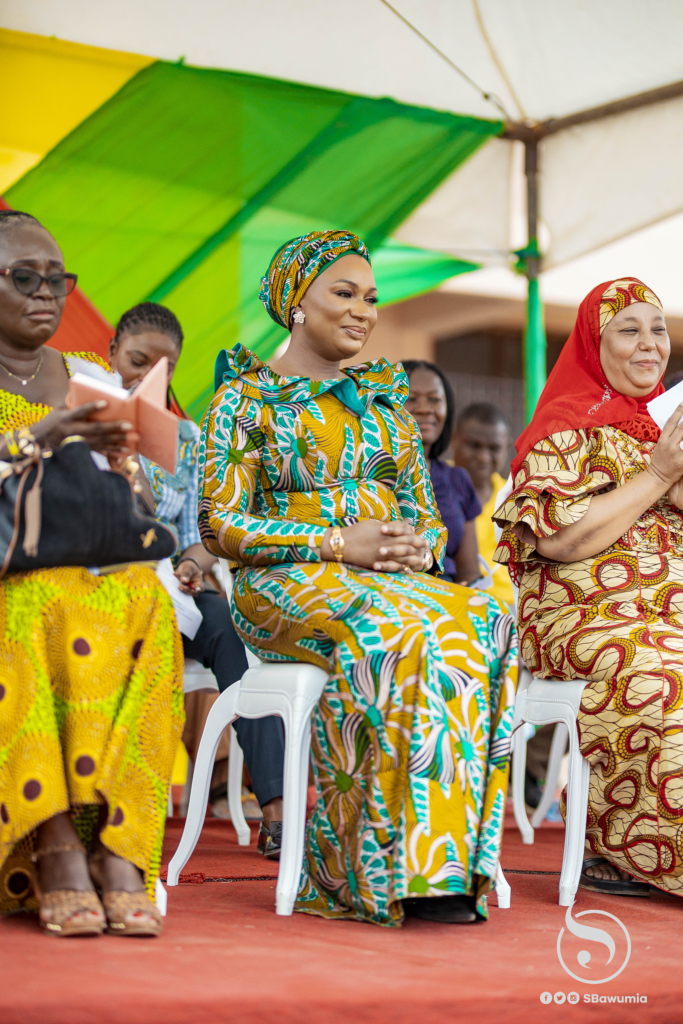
198;230;517;926
495;277;683;898
0;210;183;936
109;302;285;857
404;361;482;584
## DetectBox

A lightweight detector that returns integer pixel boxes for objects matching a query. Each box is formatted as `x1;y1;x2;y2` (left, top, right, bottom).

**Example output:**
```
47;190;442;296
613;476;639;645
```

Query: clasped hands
321;519;430;573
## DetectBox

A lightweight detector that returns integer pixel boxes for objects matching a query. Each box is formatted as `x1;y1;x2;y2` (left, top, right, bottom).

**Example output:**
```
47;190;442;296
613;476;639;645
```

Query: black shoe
402;895;477;923
256;821;282;860
208;783;226;804
524;769;543;809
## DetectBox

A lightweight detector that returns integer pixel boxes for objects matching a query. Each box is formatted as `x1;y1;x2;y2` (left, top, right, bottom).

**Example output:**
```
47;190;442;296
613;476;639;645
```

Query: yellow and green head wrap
259;229;371;330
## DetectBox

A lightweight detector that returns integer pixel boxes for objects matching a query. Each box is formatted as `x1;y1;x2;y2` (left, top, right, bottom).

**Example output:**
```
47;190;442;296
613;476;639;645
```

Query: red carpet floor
1;811;682;1024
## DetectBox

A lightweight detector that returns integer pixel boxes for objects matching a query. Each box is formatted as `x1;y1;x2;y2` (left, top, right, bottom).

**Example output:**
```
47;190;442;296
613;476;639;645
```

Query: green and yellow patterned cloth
0;353;184;913
259;230;370;330
199;344;517;925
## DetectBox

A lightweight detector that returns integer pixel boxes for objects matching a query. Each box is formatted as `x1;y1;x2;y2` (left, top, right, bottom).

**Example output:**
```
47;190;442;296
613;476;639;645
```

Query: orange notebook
66;357;178;474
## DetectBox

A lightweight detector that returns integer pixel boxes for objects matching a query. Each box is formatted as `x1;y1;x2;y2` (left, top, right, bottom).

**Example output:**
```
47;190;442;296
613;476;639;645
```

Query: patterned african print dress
495;426;683;894
0;353;184;914
199;345;517;926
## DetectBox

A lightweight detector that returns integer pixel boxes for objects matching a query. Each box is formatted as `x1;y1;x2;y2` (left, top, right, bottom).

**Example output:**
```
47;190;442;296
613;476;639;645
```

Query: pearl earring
292;309;306;324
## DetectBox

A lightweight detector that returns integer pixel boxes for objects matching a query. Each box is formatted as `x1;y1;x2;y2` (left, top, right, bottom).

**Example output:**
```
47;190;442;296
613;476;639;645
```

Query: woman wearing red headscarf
494;278;683;897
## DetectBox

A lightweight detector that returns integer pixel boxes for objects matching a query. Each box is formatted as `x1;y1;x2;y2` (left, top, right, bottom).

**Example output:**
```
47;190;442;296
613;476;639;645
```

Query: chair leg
179;758;194;818
228;725;251;846
167;686;239;886
559;723;590;906
155;877;168;916
276;703;314;917
531;722;568;829
511;727;535;844
495;863;511;909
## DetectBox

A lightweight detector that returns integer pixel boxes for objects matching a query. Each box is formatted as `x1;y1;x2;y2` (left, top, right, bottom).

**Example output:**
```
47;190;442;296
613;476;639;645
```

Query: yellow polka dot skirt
0;565;184;912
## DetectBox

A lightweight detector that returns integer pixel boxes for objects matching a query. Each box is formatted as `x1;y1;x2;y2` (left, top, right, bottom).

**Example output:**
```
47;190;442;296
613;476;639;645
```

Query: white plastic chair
166;560;512;913
158;620;239;915
167;658;221;819
166;659;329;915
511;669;589;905
494;474;591;905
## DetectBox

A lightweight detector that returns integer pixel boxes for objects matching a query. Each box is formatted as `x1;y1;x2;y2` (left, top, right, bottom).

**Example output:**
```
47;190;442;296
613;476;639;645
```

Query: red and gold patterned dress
495;425;683;893
0;353;184;913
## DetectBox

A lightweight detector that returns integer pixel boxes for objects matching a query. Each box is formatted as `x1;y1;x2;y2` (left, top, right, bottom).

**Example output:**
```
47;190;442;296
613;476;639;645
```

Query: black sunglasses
1;267;78;297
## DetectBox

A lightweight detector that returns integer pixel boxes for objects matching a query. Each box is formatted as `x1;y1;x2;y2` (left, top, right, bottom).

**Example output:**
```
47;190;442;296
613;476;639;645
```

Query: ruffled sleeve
492;429;618;579
198;378;327;567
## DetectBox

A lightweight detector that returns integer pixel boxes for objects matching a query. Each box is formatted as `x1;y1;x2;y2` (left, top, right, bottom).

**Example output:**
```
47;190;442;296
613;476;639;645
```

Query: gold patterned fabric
598;279;663;334
494;426;683;891
0;355;184;913
199;345;518;926
258;230;370;330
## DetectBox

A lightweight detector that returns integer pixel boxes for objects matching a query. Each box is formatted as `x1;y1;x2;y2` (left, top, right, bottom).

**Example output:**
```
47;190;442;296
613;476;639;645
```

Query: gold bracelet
329;525;345;563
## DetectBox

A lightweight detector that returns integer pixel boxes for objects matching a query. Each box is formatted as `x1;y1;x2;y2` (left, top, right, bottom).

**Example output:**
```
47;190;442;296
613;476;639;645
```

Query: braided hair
113;302;183;350
113;302;187;417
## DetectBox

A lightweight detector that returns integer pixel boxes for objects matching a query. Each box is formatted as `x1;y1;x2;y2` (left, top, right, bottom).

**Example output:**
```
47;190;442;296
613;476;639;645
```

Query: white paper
90;450;110;471
66;355;122;388
155;557;203;639
69;370;129;400
647;380;683;430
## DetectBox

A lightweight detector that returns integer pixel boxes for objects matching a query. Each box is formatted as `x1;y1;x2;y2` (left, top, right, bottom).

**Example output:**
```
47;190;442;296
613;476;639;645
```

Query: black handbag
0;438;176;576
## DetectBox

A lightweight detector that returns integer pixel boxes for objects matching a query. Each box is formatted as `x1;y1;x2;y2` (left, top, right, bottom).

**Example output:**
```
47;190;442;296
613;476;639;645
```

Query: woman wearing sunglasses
0;209;183;937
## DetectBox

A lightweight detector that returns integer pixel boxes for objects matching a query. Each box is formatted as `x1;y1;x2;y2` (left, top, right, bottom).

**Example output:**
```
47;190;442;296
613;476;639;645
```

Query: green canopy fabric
372;239;477;308
8;61;499;418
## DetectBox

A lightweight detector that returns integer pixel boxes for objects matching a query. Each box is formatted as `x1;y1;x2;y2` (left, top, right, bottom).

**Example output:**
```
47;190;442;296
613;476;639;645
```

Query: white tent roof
6;0;683;289
7;0;683;120
446;212;683;316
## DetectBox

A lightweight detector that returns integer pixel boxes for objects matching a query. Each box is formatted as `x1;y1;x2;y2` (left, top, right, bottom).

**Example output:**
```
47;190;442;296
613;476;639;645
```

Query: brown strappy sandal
31;842;106;937
89;850;163;937
100;890;163;936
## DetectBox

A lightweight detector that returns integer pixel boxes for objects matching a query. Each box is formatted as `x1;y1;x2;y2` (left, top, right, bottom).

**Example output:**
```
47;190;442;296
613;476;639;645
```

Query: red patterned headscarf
512;277;666;478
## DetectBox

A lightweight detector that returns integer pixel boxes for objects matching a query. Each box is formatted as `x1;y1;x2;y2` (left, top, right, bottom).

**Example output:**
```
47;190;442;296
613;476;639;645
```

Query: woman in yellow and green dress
494;277;683;897
198;230;517;926
0;210;183;936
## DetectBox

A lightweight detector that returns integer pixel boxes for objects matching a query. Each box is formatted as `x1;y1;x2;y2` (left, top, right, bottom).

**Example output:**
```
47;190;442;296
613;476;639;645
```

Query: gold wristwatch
329;525;345;562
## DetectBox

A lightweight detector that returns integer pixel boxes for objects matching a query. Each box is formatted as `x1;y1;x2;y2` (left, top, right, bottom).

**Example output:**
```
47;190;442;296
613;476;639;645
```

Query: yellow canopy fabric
0;28;152;192
2;26;492;418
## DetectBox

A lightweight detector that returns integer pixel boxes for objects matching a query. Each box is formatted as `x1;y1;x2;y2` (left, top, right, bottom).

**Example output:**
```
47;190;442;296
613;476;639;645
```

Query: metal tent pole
522;138;547;424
